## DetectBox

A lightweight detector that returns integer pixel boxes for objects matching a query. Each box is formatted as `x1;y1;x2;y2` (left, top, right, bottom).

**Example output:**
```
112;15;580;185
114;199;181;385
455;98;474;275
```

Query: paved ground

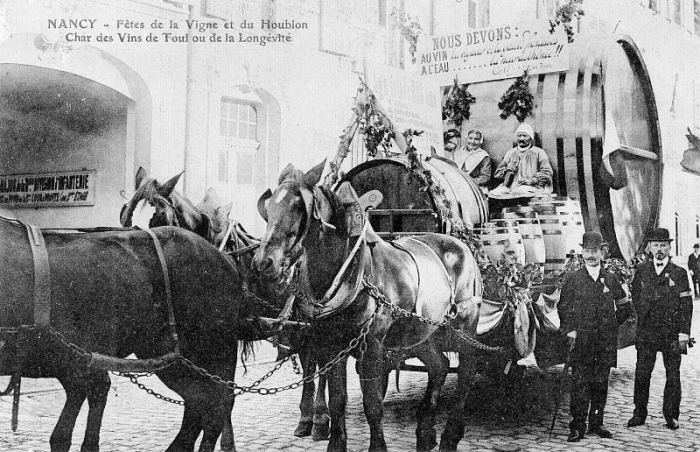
1;303;699;452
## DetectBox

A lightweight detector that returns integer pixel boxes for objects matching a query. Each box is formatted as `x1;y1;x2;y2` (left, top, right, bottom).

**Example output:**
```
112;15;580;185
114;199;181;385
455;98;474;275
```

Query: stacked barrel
473;196;585;274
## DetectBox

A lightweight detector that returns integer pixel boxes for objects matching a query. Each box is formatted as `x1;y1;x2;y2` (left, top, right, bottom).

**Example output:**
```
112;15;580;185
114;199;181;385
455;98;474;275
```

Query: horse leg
357;338;388;452
294;346;315;438
51;376;88;452
312;373;330;441
438;350;476;452
80;371;111;452
166;403;202;452
198;391;234;452
219;410;235;452
413;344;449;452
325;354;348;452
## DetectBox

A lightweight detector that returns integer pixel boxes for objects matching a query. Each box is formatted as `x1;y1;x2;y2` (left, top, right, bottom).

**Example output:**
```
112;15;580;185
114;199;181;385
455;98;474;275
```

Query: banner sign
365;63;443;155
411;21;570;85
0;170;96;206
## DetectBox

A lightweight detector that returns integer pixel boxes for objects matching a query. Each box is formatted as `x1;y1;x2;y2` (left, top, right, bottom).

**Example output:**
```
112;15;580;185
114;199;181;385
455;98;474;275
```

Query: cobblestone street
0;303;698;452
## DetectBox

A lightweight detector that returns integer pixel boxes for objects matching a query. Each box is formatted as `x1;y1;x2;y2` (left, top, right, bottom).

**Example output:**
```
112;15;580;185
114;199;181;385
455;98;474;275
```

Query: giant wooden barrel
341;156;488;237
450;34;661;260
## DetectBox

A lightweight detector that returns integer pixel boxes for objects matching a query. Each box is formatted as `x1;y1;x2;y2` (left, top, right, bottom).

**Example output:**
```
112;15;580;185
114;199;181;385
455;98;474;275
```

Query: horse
0;216;254;452
252;160;484;452
119;168;331;442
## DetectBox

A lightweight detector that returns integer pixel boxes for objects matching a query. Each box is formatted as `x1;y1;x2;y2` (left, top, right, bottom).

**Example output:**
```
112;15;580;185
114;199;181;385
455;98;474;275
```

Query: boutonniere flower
601;277;610;293
665;274;676;287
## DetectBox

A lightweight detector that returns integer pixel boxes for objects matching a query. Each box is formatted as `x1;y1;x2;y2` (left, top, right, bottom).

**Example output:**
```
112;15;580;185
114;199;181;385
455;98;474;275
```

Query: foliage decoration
481;251;543;310
498;71;534;122
443;77;476;128
391;8;423;64
353;81;395;158
548;0;585;43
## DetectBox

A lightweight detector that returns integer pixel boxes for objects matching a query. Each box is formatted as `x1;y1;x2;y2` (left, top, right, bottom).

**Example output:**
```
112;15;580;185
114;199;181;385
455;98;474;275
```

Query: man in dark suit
558;231;633;442
687;243;700;298
628;228;693;430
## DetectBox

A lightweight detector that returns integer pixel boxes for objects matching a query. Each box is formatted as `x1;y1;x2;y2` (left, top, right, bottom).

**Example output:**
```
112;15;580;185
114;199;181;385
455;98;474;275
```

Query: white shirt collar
654;257;669;274
585;264;601;280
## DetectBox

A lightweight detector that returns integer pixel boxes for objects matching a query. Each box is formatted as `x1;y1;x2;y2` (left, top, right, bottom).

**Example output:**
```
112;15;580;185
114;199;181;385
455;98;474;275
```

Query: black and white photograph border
0;0;699;451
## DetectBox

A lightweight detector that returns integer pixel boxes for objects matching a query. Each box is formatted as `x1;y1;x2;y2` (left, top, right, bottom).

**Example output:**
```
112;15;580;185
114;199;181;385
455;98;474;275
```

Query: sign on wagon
411;21;570;84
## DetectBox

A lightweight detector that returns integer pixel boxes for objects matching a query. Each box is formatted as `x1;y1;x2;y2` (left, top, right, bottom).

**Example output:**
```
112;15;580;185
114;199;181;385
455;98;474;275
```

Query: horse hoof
294;422;313;438
416;430;437;451
312;422;330;441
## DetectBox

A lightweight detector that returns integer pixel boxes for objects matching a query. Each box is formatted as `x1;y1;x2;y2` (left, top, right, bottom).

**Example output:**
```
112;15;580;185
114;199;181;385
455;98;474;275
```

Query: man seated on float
489;123;553;200
453;128;491;194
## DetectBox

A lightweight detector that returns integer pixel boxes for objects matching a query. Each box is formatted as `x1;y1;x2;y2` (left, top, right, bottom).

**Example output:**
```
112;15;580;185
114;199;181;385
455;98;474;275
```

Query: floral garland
391;9;423;64
548;0;585;43
443;77;476;128
354;86;395;158
481;251;543;310
498;71;534;122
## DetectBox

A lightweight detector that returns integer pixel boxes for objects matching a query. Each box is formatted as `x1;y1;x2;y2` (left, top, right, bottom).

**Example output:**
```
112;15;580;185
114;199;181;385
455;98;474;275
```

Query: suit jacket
688;253;700;279
558;267;632;368
630;260;693;352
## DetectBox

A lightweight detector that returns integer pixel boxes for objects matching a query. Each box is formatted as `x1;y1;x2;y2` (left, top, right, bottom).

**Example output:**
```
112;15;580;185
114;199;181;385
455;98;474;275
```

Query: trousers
632;348;682;422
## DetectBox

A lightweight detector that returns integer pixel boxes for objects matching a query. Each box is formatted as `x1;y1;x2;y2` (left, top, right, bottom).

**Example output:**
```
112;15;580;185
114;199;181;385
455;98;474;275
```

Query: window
219;99;259;183
468;0;477;28
696;215;699;238
220;100;258;140
673;0;682;24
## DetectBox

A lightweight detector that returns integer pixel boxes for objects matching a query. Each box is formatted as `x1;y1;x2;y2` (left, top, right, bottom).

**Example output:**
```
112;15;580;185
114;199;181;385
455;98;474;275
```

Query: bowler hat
580;231;605;249
647;227;673;242
694;243;699;249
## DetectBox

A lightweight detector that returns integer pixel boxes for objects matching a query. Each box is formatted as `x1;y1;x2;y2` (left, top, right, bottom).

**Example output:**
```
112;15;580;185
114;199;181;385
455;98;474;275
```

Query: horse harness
0;218;183;372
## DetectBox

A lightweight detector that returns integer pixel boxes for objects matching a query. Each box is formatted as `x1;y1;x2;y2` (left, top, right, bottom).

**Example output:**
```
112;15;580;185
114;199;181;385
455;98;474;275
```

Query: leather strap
25;224;51;328
143;228;180;356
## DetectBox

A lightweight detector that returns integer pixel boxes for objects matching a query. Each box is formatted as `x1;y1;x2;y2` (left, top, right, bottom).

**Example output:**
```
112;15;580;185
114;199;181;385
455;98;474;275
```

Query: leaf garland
443;78;476;128
498;71;534;122
481;254;543;310
391;9;423;64
548;0;585;43
354;87;395;158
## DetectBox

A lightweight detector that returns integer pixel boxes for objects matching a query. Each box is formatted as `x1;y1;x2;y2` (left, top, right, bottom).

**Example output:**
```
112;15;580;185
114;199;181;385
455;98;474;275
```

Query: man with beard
489;123;553;200
628;228;693;430
558;231;633;442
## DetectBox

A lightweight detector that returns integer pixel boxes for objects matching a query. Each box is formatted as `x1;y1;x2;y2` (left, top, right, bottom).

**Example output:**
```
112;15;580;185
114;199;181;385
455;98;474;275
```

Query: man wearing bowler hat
628;228;693;430
558;231;633;442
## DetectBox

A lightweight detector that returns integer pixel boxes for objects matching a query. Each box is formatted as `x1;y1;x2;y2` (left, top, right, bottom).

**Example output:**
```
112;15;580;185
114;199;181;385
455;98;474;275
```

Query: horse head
119;167;220;243
253;159;347;281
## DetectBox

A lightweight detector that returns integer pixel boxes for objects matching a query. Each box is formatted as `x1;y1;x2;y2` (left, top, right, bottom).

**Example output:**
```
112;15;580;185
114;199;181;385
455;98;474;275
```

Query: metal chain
177;306;378;396
117;372;184;405
290;354;302;375
361;278;505;354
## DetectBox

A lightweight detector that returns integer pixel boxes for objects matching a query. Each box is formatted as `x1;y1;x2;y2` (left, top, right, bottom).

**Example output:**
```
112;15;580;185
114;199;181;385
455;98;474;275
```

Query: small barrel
530;197;585;256
497;210;546;266
474;222;525;265
534;207;568;273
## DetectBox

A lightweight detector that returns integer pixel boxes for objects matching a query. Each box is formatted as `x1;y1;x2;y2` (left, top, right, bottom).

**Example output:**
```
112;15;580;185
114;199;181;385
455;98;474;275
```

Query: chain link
361;278;505;354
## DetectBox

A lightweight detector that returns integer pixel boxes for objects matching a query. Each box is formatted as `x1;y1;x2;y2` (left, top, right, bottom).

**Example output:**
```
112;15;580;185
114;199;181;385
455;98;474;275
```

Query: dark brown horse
0;217;251;452
119;168;331;442
252;161;484;452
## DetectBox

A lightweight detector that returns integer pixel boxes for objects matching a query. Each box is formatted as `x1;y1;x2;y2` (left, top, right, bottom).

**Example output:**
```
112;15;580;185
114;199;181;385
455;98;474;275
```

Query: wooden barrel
340;156;488;237
529;197;585;257
535;208;568;273
496;210;546;265
474;220;525;265
451;34;661;260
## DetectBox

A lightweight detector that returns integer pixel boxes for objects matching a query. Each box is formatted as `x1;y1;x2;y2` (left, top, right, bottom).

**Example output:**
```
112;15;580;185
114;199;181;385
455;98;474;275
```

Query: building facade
0;0;699;257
